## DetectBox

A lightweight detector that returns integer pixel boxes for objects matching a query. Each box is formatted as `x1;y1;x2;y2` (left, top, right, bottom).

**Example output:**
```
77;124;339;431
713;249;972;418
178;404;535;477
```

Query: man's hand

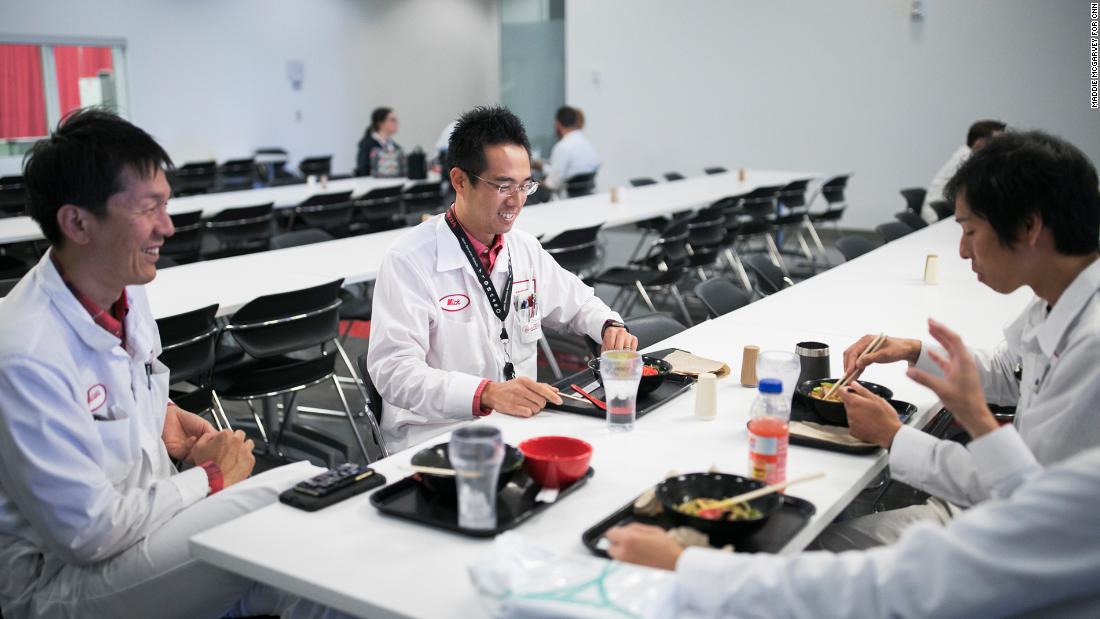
605;523;684;571
162;404;216;462
601;326;639;353
841;381;903;449
842;334;922;379
481;377;563;417
907;318;998;439
188;430;256;488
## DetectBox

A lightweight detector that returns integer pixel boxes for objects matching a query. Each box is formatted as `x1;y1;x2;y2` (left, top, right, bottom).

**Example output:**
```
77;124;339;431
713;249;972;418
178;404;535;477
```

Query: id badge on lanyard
514;290;542;343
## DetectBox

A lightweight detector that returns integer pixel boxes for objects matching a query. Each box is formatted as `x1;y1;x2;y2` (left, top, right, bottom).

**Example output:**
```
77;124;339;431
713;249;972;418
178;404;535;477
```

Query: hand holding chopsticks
825;333;886;400
708;471;825;510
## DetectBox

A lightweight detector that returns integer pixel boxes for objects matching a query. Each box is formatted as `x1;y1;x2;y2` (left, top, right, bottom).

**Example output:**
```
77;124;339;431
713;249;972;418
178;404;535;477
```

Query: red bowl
518;436;593;489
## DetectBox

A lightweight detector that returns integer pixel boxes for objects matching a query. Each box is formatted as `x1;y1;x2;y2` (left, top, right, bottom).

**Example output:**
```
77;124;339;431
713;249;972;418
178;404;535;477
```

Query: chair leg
246;399;271;447
538;335;563;381
669;286;694;327
634;281;659;313
724;247;754;292
332;339;388;459
330;375;373;464
764;233;790;276
627;228;653;262
211;389;232;431
797;231;814;261
803;215;828;260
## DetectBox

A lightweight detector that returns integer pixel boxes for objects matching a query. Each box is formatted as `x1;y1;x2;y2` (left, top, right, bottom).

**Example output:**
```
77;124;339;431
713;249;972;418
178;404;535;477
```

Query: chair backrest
171;160;218;196
741;185;782;219
895;210;928;230
663;172;685;182
0;175;27;216
156;304;220;385
686;210;726;248
929;200;954;221
161;210;205;262
744;254;793;295
271;228;334;250
703;167;727;175
296;190;354;231
219;158;256;189
402;180;444;214
899;187;926;214
835;235;877;261
299;156;333;177
821;174;850;206
205;202;275;254
354;185;405;222
777;179;811;210
693;278;752;318
299;190;354;209
541;223;604;273
625;312;687;350
630;177;657;187
356;351;385;425
876;221;913;243
564;172;597;198
0;255;31;279
646;219;691;269
226;279;345;358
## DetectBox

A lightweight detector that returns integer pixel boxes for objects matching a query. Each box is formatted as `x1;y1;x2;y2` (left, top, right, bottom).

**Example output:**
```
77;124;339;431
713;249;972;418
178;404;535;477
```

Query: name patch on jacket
87;384;107;413
439;293;470;312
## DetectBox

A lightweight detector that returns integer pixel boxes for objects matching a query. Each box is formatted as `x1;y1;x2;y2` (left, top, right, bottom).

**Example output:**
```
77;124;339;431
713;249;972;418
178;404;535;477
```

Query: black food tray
547;348;696;419
582;493;816;557
371;468;594;538
789;398;916;455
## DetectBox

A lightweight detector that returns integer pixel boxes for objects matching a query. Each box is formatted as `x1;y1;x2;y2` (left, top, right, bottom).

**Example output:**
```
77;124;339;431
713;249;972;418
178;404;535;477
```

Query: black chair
271;228;334;250
218;158;257;191
591;219;694;325
686;208;726;280
161;210;204;264
541;223;604;276
170;161;218;196
895;210;928;230
693;278;753;318
0;277;21;296
900;187;926;214
350;185;405;233
703;167;728;175
0;175;27;217
663;172;685;182
810;174;851;231
292;190;354;235
626;312;687;350
564;171;597;198
299;156;333;178
734;184;789;275
355;352;385;434
743;254;794;296
835;235;876;261
630;177;658;187
212;279;385;464
775;178;825;266
203;203;275;259
156;304;232;430
0;255;31;279
876;221;914;243
929;200;954;221
402;181;444;220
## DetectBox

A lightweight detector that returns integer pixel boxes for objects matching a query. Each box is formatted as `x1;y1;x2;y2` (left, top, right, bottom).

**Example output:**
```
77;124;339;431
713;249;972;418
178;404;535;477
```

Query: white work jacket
0;253;208;608
367;215;621;452
544;130;600;193
890;257;1100;506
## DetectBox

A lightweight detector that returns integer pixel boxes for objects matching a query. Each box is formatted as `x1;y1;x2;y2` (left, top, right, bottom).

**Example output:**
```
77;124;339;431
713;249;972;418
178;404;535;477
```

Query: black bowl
795;378;894;426
656;472;781;546
410;442;525;500
588;356;672;397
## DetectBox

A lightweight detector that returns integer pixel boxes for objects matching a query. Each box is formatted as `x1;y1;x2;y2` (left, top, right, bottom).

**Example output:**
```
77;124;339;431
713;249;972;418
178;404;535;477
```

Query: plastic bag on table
469;532;681;619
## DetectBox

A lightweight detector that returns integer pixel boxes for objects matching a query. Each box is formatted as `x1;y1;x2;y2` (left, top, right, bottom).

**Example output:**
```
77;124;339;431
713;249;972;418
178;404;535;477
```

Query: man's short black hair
446;106;531;182
966;119;1007;148
23;108;173;245
370;107;393;133
945;130;1100;255
555;106;580;129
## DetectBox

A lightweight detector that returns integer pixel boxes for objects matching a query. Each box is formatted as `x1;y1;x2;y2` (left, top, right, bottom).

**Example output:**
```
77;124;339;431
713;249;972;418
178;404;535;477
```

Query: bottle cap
758;378;782;393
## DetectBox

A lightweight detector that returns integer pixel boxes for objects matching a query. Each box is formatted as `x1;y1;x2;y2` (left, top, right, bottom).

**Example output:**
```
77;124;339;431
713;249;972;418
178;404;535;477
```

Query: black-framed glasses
467;172;539;197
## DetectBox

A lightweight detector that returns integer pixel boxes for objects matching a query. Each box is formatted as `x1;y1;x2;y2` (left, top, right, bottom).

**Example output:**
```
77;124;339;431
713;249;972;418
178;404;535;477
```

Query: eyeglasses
468;172;539;197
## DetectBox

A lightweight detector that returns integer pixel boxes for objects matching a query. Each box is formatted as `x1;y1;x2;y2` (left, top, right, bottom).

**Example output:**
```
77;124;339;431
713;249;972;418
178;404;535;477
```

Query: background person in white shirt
367;106;636;452
606;328;1100;618
816;130;1100;550
536;105;600;195
919;119;1006;223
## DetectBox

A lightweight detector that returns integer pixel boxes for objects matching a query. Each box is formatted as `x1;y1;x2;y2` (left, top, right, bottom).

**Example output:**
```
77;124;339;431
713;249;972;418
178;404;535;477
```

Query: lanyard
444;208;516;380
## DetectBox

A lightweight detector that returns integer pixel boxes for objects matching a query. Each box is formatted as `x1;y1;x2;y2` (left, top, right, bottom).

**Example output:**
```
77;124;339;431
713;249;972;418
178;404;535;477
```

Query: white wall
566;0;1100;229
1;0;499;175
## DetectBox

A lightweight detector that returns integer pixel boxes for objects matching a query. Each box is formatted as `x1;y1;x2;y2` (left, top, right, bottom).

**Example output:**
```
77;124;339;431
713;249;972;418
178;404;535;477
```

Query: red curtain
0;44;47;139
53;46;113;118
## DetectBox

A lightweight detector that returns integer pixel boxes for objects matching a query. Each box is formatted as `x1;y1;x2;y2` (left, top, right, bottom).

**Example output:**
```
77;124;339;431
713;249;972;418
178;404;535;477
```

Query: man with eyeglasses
367;106;636;451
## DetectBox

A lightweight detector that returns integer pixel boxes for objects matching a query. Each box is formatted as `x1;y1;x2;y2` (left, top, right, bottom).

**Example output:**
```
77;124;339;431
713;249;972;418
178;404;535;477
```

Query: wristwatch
602;319;628;334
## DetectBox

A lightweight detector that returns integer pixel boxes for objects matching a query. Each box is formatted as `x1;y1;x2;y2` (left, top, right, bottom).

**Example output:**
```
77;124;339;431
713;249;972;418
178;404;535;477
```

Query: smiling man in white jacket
367;106;636;452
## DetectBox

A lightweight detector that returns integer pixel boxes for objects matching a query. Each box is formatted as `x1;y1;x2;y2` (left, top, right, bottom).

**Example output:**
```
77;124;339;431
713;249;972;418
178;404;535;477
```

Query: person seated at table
367;106;636;452
920;119;1006;223
534;105;599;196
0;109;348;619
606;331;1100;617
815;129;1100;551
356;106;406;178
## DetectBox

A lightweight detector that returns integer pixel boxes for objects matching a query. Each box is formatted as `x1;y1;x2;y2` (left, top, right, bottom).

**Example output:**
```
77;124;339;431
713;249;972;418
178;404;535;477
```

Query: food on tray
810;381;842;402
642;364;661;377
675;497;764;521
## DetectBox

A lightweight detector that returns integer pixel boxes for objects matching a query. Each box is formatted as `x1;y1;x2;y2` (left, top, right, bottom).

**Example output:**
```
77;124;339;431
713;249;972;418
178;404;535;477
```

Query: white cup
694;373;717;420
924;254;940;285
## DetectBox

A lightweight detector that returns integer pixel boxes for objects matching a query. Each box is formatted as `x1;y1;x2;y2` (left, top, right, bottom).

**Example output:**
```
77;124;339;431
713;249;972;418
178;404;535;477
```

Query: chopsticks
823;332;886;400
570;384;607;410
709;471;825;510
401;464;456;477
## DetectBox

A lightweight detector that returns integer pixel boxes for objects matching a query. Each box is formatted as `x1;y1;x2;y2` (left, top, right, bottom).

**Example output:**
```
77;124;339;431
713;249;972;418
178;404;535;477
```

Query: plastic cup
756;350;800;408
600;350;642;432
450;425;504;530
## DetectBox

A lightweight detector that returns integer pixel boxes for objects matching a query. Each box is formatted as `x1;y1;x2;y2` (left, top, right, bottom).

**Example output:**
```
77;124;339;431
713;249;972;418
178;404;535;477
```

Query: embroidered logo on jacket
439;293;470;312
87;384;107;413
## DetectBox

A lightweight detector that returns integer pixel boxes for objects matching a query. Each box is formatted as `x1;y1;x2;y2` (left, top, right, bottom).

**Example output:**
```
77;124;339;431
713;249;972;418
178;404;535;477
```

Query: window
0;39;127;159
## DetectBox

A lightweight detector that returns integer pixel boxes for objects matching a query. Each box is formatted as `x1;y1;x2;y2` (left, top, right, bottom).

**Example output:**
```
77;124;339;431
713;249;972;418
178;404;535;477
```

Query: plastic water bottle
747;378;790;485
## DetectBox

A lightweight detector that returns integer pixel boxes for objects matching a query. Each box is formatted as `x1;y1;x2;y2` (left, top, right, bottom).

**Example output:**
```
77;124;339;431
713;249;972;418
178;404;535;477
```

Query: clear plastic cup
450;425;504;530
600;350;643;432
756;350;801;408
